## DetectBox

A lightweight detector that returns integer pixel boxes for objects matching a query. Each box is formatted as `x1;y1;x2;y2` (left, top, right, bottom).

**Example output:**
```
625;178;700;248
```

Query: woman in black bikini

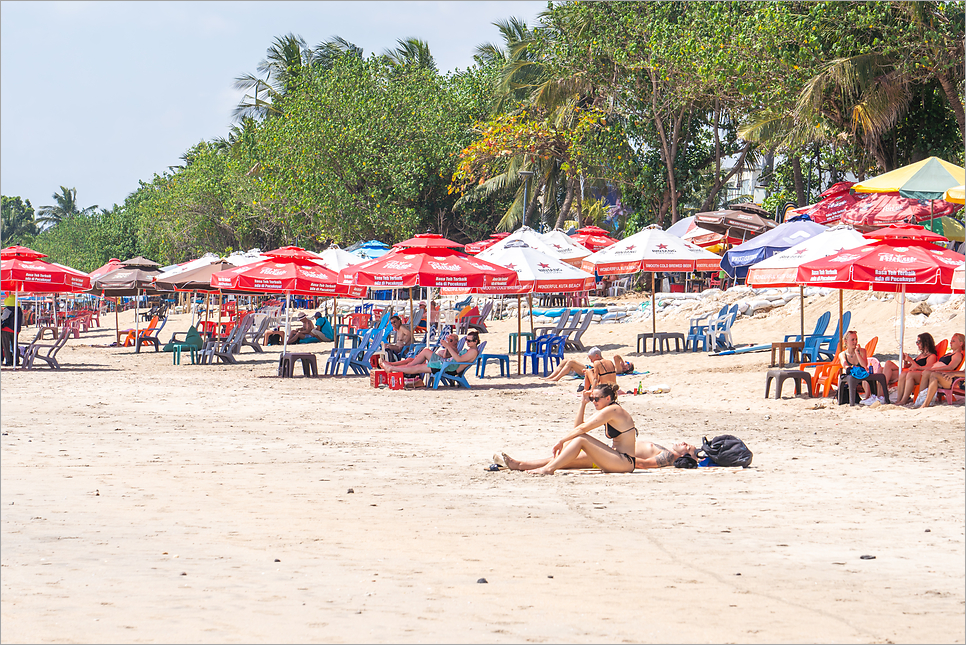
897;332;964;406
502;383;637;475
881;332;938;397
838;330;876;401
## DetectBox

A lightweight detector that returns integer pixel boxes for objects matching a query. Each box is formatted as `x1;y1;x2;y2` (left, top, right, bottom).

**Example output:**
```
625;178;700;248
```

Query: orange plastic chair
120;316;159;347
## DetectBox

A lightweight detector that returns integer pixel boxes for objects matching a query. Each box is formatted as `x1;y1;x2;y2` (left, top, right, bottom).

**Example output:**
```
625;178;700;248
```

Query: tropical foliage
5;1;962;269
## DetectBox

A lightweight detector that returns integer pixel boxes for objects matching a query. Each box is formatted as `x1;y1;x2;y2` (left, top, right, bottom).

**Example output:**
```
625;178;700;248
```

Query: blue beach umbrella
721;217;827;280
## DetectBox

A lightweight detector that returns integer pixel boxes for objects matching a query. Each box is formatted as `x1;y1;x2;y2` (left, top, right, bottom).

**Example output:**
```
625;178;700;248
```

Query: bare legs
915;371;963;408
895;370;924;405
882;360;900;387
531;436;634;475
539;358;587;382
503;452;594;471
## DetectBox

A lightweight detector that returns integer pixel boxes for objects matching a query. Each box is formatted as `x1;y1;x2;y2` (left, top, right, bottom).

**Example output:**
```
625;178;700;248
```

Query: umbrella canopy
155;260;235;292
666;216;728;248
746;226;868;288
88;258;126;280
464;232;511;255
483;226;587;266
475;240;596;294
211;257;365;297
921;216;965;243
394;233;463;250
121;256;161;268
92;266;164;296
580;226;722;276
1;245;47;260
694;207;777;241
784;182;862;225
314;246;368;272
1;257;91;293
952;262;965;293
570;226;619;253
338;246;517;289
721;219;827;279
852;156;965;200
839;191;962;230
540;230;593;262
944;184;965;205
797;233;962;293
155;254;221;281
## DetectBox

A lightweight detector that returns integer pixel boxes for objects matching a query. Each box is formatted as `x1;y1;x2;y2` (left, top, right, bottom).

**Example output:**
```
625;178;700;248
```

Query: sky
0;1;546;214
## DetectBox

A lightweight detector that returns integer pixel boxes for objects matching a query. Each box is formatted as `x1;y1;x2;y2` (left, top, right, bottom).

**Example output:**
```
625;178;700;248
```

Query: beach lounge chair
199;314;254;365
430;341;487;389
22;323;72;369
801;311;851;362
135;316;168;353
705;304;739;351
120;316;159;347
243;313;273;353
561;310;595;352
326;326;387;376
534;309;572;339
784;311;831;343
464;300;493;333
164;325;204;351
686;304;728;352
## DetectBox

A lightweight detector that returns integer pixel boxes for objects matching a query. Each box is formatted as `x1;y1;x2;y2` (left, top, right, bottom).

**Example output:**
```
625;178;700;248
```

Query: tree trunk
700;141;753;212
792;155;806;207
574;178;583;229
555;177;576;229
524;176;546;227
936;71;966;142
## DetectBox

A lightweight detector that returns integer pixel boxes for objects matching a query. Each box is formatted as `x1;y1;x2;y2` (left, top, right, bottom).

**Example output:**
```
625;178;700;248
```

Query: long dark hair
918;333;937;356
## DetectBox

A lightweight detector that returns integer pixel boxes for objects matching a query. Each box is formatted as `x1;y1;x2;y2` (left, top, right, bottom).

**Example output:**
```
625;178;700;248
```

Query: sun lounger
430;341;487;389
22;322;71;369
135;316;168;353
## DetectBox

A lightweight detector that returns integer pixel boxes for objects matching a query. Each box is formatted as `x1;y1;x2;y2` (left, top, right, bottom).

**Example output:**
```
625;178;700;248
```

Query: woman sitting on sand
539;347;633;392
501;384;638;475
881;332;938;399
895;332;963;406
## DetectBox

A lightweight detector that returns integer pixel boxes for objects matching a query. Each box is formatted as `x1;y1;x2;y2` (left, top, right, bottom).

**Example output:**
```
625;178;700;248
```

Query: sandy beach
2;291;964;644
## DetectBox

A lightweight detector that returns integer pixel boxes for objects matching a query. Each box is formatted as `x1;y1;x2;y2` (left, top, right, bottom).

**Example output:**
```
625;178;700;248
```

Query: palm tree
313;36;363;70
383;38;436;72
233;33;314;121
36;186;97;228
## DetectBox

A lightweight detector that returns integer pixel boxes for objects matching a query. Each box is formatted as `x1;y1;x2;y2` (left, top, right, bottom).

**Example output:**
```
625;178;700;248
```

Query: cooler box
370;370;388;388
387;372;405;390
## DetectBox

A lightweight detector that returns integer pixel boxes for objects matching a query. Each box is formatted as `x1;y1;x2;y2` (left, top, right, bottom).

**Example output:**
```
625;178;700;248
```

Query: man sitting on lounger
539;347;633;392
383;315;412;359
379;331;480;377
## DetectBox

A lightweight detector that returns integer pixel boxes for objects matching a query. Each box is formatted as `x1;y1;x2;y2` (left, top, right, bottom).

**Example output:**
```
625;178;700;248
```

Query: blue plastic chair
802;311;851;362
325;326;378;375
785;310;831;343
686;304;727;352
431;341;486;389
523;335;565;376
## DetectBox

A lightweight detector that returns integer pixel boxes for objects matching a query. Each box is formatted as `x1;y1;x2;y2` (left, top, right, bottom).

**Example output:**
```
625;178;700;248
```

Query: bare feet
502;453;525;471
529;467;553;475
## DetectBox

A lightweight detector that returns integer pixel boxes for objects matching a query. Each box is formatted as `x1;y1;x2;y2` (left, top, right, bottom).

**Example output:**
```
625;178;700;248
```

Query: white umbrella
538;229;593;265
484;226;585;266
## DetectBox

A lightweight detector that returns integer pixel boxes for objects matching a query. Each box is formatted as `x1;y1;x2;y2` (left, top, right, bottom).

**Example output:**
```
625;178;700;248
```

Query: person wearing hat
310;312;334;342
1;294;25;366
286;312;316;345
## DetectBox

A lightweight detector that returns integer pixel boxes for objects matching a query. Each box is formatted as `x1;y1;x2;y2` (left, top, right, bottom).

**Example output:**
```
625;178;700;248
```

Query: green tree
36;186;97;228
1;196;38;246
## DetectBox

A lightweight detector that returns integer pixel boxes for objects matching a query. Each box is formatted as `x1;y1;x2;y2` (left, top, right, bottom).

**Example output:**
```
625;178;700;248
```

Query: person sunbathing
539;347;633;391
379;331;480;377
501;436;696;472
881;332;938;401
914;369;965;408
501;384;637;475
900;332;964;406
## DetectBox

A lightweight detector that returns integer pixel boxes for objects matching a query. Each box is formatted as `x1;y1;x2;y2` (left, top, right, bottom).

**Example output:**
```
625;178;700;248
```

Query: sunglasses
588;395;604;402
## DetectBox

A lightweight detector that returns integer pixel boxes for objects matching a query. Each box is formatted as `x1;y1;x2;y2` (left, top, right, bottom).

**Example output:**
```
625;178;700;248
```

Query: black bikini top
939;353;956;366
605;424;638;439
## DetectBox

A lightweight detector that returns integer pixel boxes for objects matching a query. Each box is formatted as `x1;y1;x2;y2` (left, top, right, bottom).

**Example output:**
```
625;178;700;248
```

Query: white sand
2;292;964;643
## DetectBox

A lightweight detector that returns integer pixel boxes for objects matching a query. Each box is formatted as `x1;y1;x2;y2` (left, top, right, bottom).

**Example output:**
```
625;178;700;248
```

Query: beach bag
699;435;753;468
846;365;870;380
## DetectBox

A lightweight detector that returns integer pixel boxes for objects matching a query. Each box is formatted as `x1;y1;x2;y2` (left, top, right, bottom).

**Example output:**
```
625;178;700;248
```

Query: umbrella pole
216;290;224;339
408;290;414;348
651;272;657;340
838;289;844;354
13;290;19;367
114;296;120;345
898;285;906;378
135;289;140;341
517;294;522;375
528;293;534;335
283;292;291;355
800;285;805;342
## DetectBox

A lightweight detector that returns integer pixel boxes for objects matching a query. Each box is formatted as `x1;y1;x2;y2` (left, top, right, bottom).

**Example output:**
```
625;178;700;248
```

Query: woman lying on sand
502;384;650;475
539;347;633;392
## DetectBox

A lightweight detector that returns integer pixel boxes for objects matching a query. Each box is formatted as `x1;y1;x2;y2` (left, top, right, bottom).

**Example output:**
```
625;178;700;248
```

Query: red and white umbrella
797;224;964;375
580;226;721;276
2;257;91;293
784;182;861;225
482;226;586;266
570;225;619;253
464;232;510;255
338;247;517;289
952;262;965;293
475;241;595;294
539;229;593;264
839;192;962;230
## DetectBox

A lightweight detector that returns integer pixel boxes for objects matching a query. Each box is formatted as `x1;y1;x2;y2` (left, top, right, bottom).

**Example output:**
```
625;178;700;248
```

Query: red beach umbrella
570;226;619;253
394;233;464;250
211;257;364;297
89;258;125;280
338;247;517;289
784;182;862;225
797;224;964;375
1;245;48;260
839;192;962;230
1;257;91;293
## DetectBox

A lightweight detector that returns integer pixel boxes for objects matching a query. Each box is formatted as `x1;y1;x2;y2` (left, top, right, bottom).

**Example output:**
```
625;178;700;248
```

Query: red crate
370;370;388;388
387;372;405;390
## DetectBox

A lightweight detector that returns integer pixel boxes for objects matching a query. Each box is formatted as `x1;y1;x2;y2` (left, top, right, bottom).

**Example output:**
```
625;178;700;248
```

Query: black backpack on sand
700;434;753;468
